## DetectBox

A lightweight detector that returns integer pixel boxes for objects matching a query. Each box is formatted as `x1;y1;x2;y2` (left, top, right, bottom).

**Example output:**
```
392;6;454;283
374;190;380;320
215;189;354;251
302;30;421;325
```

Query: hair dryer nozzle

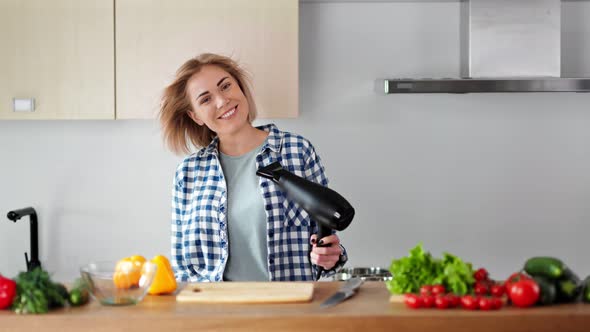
255;162;284;183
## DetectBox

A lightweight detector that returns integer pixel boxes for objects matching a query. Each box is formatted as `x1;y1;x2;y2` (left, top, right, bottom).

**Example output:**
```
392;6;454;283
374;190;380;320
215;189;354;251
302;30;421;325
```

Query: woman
159;53;347;282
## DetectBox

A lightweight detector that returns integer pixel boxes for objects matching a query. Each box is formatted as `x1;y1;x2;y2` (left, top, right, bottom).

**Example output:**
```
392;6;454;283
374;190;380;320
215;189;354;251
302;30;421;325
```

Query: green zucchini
581;275;590;303
556;268;582;303
49;283;69;308
532;276;557;305
524;257;565;280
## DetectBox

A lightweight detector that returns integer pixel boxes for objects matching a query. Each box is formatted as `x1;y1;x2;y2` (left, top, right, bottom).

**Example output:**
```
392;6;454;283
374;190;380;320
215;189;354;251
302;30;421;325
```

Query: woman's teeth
220;106;237;119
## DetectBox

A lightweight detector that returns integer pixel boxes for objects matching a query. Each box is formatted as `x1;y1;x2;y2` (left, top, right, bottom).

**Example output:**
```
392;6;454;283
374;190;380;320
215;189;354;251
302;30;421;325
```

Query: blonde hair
159;53;258;155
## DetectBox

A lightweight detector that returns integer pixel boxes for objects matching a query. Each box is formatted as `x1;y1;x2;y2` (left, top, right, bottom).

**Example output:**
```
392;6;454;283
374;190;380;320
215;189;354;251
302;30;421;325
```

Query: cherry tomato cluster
404;285;461;309
473;268;505;297
404;283;504;311
404;268;507;311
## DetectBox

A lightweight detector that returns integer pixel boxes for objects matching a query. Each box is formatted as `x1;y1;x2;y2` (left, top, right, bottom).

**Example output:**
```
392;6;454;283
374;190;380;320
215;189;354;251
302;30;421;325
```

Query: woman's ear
188;110;205;126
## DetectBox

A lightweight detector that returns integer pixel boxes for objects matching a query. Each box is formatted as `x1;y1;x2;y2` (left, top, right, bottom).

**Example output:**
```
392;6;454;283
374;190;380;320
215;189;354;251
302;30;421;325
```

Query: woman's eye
200;96;210;104
221;82;231;91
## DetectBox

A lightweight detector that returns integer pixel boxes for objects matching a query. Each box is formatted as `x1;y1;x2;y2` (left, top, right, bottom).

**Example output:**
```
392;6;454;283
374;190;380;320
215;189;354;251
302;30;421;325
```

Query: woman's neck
218;125;268;156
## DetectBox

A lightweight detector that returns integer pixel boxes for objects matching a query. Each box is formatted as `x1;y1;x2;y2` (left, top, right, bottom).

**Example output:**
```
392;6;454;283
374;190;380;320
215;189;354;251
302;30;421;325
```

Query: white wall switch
13;98;36;112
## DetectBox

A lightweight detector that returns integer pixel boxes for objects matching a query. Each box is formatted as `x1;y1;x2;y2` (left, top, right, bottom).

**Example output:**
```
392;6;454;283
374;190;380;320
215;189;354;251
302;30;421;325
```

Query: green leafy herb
12;267;68;314
386;243;475;295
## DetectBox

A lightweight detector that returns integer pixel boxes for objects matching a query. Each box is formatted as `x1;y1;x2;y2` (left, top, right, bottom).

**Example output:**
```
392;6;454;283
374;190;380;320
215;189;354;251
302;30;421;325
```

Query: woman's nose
216;96;229;109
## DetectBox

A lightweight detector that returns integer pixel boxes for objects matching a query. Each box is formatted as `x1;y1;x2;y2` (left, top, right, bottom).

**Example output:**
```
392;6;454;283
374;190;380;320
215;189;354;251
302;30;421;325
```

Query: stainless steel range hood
378;0;590;94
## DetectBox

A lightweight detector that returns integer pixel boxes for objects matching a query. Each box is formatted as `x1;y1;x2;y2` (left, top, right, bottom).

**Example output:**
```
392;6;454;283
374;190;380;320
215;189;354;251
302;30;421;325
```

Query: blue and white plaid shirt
171;123;347;282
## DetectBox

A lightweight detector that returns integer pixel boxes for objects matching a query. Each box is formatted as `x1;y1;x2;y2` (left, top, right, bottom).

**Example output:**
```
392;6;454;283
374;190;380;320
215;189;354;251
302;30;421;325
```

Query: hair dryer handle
314;224;332;281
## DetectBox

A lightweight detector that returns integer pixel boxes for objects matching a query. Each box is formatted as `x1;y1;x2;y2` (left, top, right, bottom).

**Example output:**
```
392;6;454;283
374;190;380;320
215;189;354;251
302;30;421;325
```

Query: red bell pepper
0;274;17;310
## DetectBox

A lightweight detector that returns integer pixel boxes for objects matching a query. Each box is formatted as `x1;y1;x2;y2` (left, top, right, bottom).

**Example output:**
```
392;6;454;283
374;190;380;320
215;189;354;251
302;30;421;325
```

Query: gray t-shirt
219;142;269;281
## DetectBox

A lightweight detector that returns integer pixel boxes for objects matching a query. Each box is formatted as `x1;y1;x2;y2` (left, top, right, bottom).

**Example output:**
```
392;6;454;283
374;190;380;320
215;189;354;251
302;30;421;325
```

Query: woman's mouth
219;106;238;120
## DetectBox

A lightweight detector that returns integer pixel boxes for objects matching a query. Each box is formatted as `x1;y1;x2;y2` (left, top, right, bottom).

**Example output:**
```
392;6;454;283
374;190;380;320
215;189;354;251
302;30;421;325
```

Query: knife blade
320;277;364;308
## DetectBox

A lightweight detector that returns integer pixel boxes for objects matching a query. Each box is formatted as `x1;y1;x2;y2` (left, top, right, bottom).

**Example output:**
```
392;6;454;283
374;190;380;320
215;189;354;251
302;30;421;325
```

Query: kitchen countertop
1;281;590;332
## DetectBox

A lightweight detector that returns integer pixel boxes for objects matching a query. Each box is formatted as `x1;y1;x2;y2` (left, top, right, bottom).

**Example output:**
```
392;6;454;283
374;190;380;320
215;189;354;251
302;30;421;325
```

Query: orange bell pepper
147;255;177;295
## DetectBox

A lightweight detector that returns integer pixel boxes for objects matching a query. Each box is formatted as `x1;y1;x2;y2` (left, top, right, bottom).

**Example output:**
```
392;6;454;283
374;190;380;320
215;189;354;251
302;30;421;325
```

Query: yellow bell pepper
113;255;146;289
147;255;177;295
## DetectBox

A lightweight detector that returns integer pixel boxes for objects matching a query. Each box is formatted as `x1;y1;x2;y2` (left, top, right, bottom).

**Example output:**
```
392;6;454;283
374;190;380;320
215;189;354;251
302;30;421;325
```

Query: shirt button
294;220;301;226
176;221;181;225
269;259;275;265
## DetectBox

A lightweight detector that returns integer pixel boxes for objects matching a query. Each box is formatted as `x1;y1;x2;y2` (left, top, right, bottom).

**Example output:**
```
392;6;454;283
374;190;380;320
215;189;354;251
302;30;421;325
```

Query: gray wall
1;1;589;282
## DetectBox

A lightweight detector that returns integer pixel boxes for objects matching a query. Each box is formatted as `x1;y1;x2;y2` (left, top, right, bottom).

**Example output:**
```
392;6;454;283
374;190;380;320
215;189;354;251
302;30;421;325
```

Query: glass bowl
80;260;157;306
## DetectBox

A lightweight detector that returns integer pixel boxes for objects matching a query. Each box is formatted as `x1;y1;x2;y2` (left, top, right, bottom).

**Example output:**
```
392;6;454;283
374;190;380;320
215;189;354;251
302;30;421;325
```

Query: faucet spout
7;207;41;271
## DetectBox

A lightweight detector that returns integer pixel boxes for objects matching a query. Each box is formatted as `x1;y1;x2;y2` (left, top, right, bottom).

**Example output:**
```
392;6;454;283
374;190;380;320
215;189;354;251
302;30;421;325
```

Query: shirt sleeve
171;176;191;282
303;142;349;278
170;171;213;283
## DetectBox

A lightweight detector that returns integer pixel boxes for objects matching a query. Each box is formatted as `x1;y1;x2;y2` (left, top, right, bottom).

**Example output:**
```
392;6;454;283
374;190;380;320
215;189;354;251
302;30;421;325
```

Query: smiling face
186;65;251;137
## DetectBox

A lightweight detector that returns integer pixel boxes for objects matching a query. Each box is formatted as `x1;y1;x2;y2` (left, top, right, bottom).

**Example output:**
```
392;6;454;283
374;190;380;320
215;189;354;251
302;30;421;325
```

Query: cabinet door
116;0;298;119
0;0;114;120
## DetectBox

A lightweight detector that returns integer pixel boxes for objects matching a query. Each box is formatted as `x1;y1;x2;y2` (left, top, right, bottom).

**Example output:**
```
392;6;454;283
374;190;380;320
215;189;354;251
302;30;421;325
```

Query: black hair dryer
256;162;355;280
7;207;42;271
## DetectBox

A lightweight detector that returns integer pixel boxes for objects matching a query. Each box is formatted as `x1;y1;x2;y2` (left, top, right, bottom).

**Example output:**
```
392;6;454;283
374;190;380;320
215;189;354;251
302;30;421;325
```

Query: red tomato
492;297;503;310
505;272;532;296
435;295;449;309
420;285;432;296
474;268;489;281
490;283;505;297
421;294;435;308
404;294;423;309
446;294;460;308
478;297;494;311
509;280;540;308
474;282;489;296
431;284;446;296
460;295;479;310
0;275;17;310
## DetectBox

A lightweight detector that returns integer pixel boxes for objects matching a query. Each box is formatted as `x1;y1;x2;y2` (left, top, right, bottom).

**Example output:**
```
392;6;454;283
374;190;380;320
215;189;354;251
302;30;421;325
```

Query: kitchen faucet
7;207;41;271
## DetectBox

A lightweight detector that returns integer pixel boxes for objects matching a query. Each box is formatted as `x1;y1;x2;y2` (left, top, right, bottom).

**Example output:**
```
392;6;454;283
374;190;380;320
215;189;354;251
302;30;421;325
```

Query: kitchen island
1;281;589;332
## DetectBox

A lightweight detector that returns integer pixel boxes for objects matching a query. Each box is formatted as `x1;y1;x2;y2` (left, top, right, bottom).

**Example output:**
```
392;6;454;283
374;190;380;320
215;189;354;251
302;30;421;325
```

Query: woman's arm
303;142;349;276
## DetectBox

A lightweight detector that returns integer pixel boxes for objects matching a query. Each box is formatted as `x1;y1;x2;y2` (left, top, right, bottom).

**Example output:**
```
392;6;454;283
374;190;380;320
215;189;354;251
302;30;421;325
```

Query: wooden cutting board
389;294;405;303
176;282;315;304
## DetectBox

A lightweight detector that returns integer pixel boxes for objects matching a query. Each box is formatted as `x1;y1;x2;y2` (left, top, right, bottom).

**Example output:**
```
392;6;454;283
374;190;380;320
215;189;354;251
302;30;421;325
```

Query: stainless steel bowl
333;267;392;281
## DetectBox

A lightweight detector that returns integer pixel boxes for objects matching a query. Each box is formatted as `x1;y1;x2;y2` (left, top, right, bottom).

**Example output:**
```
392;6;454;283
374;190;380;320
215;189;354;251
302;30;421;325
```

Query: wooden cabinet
0;0;297;120
115;0;298;119
0;0;115;120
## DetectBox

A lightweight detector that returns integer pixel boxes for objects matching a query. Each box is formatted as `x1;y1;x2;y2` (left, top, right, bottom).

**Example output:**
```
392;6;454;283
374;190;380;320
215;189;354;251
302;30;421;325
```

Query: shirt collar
257;123;282;153
199;123;282;157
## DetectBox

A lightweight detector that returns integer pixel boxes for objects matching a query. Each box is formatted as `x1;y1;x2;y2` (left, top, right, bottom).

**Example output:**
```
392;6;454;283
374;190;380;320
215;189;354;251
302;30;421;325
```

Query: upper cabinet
115;0;299;119
0;0;114;120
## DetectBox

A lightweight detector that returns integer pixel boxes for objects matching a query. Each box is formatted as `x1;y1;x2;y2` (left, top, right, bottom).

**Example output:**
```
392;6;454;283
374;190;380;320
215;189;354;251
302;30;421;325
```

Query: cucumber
556;268;582;303
524;257;565;280
582;276;590;303
532;276;557;305
68;278;90;307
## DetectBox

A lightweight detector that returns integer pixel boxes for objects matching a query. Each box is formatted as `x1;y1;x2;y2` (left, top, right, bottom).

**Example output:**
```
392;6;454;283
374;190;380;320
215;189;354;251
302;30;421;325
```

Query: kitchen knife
320;277;364;308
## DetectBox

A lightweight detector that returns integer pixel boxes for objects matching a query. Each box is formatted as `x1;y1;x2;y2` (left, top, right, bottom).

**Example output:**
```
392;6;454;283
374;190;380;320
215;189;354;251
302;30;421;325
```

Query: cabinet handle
13;98;35;112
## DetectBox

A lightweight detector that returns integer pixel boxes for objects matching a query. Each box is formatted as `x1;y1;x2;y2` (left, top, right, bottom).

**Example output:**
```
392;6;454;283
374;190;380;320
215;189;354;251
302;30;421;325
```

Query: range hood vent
378;0;590;93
